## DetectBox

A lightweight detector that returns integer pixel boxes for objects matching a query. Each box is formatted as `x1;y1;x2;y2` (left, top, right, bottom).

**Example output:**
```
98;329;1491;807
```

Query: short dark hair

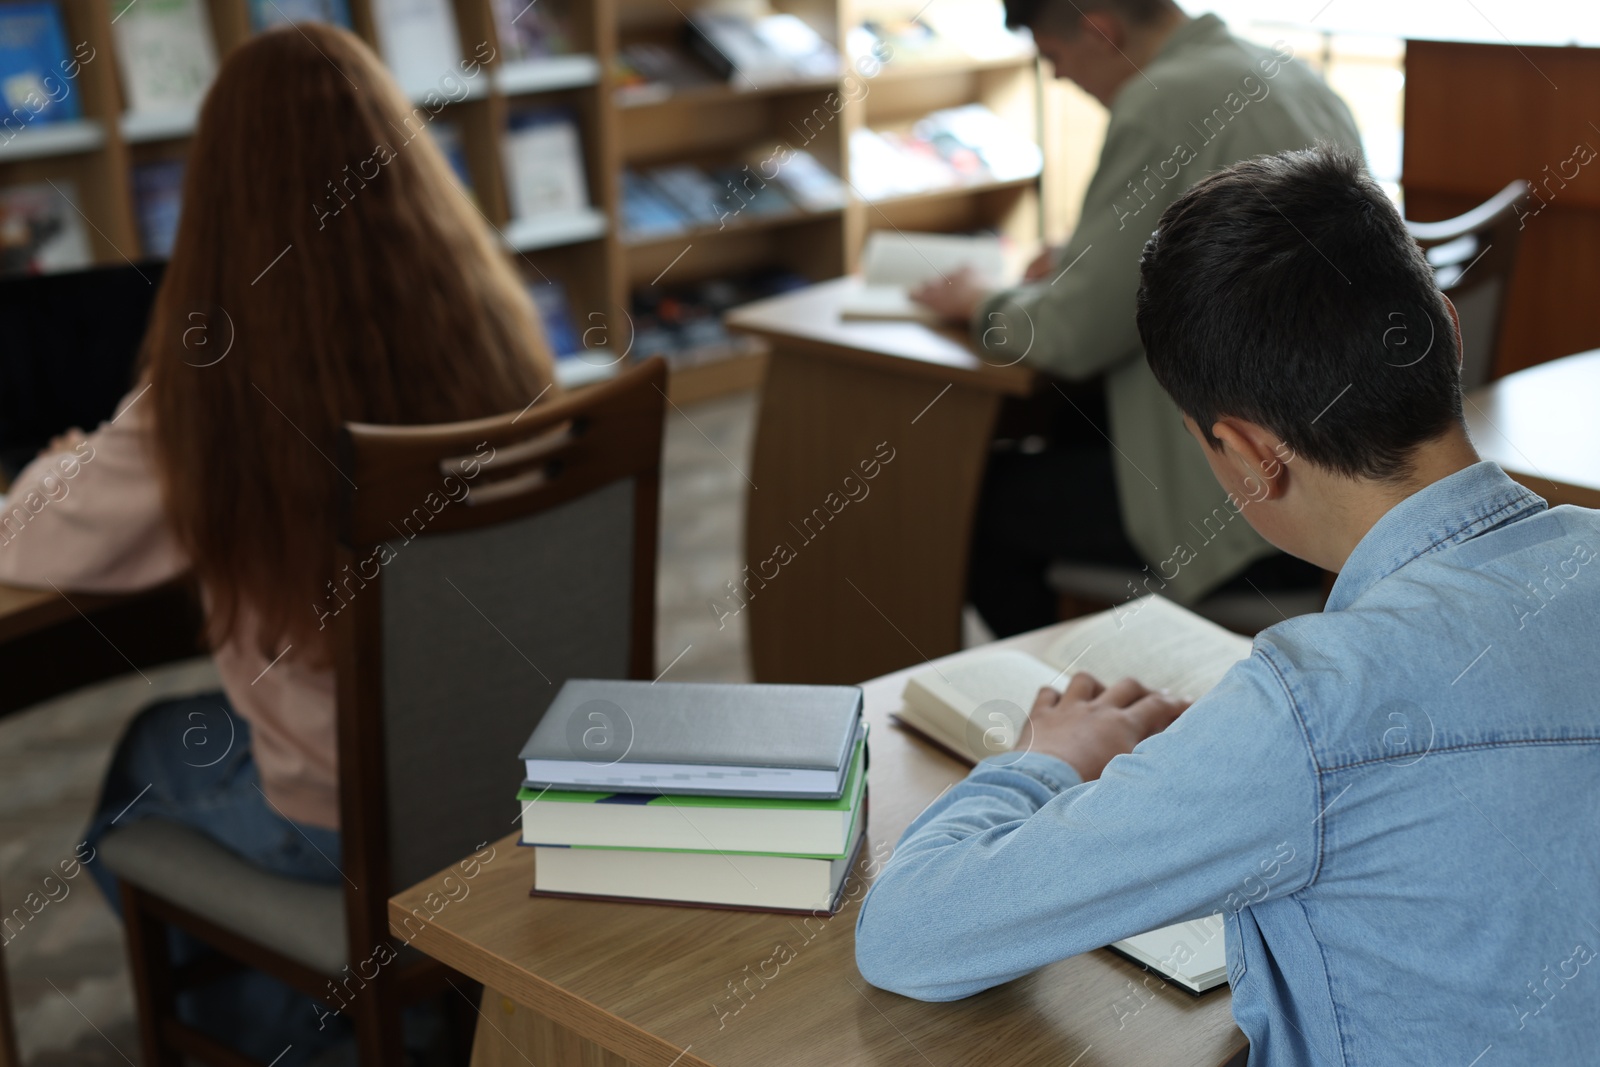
1136;146;1463;481
1002;0;1174;32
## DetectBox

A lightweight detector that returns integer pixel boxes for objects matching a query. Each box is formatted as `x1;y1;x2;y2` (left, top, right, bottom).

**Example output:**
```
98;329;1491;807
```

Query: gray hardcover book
518;680;864;799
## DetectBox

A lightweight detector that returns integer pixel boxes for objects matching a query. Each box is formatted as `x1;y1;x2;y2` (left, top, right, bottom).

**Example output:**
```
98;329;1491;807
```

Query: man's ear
1080;10;1126;51
1210;417;1292;501
1442;295;1463;372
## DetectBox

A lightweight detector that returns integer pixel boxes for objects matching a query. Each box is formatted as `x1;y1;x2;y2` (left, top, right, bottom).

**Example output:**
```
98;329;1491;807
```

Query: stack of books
516;680;867;914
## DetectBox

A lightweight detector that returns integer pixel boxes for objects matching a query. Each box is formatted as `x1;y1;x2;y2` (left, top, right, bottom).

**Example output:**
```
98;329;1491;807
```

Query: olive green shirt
975;14;1360;604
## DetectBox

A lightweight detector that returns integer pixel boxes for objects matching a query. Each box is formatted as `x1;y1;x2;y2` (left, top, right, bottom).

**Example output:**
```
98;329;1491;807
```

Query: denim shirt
856;462;1600;1065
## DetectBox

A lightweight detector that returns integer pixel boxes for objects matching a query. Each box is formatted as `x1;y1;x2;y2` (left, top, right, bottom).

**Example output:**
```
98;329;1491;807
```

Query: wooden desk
1464;349;1600;510
389;621;1247;1067
724;277;1034;685
0;580;206;1067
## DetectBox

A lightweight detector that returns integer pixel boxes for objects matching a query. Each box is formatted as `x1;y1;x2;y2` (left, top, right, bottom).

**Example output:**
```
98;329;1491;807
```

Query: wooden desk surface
0;582;108;645
725;276;1035;397
390;624;1245;1067
1464;349;1600;509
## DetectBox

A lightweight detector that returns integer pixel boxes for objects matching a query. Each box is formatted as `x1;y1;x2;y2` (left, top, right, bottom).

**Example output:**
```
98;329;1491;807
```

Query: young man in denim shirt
856;146;1600;1064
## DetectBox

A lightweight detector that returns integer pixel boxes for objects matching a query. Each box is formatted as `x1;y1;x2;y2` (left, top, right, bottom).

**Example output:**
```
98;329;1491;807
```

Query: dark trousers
967;439;1322;639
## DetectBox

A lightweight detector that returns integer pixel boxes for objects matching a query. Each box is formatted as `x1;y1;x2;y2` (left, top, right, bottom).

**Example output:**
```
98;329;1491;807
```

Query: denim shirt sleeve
855;652;1322;1001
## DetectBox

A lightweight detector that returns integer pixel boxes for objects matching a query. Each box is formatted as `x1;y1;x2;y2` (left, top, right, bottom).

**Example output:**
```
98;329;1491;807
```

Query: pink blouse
0;388;340;829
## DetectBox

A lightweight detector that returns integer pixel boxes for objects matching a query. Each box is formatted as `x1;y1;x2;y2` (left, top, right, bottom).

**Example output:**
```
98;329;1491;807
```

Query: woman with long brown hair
0;22;554;1063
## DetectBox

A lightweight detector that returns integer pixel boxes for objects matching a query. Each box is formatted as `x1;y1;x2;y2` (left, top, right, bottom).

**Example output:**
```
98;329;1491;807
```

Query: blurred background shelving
0;0;1053;400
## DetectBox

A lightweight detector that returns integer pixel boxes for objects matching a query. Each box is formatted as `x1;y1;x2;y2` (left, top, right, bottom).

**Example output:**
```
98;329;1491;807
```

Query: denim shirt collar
1326;462;1547;612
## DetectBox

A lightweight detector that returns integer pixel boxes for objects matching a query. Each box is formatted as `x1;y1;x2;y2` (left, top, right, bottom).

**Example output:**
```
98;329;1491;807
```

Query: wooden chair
1404;179;1530;389
98;357;667;1065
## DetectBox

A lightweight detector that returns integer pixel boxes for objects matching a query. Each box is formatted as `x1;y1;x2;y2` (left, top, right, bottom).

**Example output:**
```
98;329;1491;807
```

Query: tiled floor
0;391;758;1066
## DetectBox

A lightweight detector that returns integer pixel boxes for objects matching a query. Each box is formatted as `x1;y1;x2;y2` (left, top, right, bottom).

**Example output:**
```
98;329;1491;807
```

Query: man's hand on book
1018;672;1191;782
909;266;987;324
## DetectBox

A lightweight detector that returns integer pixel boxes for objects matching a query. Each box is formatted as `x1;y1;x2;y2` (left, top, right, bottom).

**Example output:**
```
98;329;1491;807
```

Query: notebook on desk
896;595;1253;994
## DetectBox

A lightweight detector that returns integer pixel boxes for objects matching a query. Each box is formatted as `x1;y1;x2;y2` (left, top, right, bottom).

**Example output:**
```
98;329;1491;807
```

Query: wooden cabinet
1404;39;1600;376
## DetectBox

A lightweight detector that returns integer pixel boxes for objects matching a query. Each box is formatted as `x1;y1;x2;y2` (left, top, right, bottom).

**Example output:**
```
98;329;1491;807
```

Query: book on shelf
519;679;864;799
646;164;729;228
524;279;582;359
132;159;185;258
708;164;796;220
849;2;1031;68
0;181;91;275
841;231;1006;323
520;734;867;855
503;108;588;221
895;594;1250;994
370;0;462;99
109;0;216;116
631;270;803;368
620;168;690;240
613;42;717;105
247;0;352;33
427;119;474;192
755;148;846;212
917;0;1033;61
490;0;573;62
919;103;1043;182
684;9;838;87
847;15;950;67
849;103;1041;201
531;804;866;913
0;2;83;128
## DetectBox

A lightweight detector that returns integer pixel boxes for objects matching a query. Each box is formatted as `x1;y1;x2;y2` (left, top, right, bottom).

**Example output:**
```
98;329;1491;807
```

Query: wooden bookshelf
6;0;1051;401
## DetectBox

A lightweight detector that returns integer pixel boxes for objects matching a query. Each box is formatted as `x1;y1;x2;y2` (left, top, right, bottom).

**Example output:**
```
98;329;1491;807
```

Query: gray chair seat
98;818;347;975
1045;561;1325;635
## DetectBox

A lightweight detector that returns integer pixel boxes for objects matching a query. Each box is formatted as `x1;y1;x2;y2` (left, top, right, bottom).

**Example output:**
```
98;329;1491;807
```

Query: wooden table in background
724;277;1034;686
389;620;1247;1067
1464;348;1600;509
0;581;205;1067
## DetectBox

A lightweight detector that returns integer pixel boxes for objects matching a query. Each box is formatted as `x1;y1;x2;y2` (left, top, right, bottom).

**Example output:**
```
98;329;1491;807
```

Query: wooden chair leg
352;986;406;1066
119;881;185;1067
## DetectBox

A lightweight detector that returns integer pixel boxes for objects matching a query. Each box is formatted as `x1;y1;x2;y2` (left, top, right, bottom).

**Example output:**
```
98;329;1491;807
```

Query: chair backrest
330;357;666;957
1403;180;1529;391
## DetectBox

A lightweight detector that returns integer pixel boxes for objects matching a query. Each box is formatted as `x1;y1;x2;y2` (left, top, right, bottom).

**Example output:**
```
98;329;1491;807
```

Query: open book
839;231;1006;324
896;595;1254;993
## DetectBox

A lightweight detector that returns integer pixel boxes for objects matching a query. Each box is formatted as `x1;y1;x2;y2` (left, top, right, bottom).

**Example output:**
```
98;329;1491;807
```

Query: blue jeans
85;693;353;1065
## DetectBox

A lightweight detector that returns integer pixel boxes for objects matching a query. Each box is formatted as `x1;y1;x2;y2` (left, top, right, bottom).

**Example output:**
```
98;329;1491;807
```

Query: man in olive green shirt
914;0;1361;635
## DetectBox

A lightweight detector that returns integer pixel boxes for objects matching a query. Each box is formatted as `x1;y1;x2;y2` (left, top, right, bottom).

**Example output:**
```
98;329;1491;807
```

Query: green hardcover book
519;736;866;857
531;808;868;914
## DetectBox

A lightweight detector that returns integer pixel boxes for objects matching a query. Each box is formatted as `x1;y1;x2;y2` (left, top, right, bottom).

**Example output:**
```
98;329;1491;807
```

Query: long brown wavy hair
142;23;555;665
